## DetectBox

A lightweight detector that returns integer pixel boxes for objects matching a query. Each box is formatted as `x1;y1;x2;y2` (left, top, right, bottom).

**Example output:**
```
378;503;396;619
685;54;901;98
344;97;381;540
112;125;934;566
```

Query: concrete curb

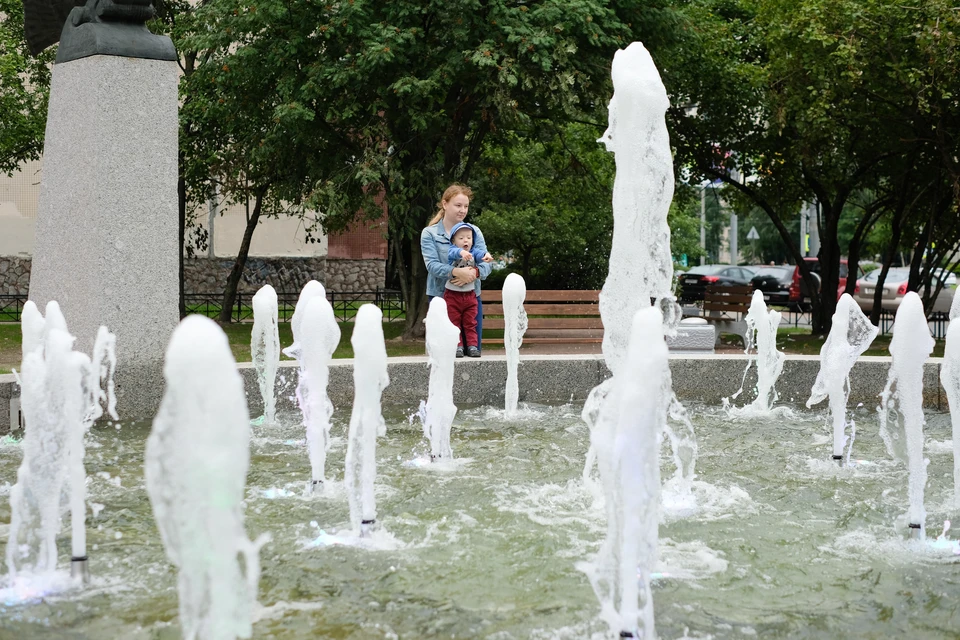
0;354;945;434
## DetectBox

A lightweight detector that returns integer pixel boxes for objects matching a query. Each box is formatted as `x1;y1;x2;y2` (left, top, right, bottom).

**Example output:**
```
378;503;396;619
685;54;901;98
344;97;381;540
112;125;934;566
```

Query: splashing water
251;285;280;426
941;319;960;509
878;292;935;538
579;42;690;639
145;315;270;640
502;273;528;415
807;294;878;462
283;280;327;361
730;290;785;415
422;297;459;460
596;42;676;377
344;305;389;537
6;301;116;586
578;307;667;639
298;295;341;489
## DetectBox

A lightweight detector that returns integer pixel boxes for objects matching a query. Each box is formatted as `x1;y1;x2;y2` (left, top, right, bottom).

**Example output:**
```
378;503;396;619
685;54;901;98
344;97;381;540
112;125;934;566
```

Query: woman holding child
420;184;492;357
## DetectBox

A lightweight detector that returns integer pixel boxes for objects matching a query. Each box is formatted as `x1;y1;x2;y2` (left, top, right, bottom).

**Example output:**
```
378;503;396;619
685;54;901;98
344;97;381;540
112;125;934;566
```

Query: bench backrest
703;284;753;316
480;289;601;330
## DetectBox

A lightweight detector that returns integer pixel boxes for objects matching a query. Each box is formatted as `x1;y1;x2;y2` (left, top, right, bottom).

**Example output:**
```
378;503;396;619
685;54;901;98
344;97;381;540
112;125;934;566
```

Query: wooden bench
684;284;753;346
480;289;601;345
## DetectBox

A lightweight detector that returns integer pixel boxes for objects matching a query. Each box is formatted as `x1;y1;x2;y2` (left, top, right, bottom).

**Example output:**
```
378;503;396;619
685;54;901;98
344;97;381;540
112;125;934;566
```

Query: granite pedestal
28;55;179;418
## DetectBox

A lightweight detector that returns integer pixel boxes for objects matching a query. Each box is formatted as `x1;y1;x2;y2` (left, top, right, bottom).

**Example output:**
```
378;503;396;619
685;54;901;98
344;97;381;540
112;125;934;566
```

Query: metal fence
0;289;405;323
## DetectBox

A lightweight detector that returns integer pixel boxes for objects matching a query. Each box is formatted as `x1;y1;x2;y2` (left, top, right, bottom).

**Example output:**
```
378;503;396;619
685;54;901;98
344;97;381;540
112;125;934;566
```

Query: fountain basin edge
0;354;940;433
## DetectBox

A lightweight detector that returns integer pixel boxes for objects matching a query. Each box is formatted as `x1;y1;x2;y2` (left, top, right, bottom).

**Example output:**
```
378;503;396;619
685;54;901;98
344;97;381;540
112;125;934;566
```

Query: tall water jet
6;302;115;585
251;285;280;426
878;292;934;539
597;42;676;376
502;273;528;415
283;280;327;361
422;297;459;460
145;315;269;639
68;326;118;583
731;290;785;414
942;319;960;509
580;41;683;639
806;294;878;464
579;307;667;639
344;305;389;537
298;295;341;490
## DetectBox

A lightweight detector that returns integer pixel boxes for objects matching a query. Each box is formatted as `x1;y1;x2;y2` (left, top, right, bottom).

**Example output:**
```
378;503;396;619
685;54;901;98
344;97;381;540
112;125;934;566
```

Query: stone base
28;56;179;419
667;320;716;353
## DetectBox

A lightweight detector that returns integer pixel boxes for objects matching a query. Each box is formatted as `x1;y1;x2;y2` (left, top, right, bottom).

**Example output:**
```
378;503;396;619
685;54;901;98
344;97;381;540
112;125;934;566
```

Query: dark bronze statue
23;0;176;63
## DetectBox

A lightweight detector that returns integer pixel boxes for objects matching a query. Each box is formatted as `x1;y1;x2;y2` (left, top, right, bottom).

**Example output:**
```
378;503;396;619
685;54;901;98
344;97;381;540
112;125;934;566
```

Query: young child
444;221;491;358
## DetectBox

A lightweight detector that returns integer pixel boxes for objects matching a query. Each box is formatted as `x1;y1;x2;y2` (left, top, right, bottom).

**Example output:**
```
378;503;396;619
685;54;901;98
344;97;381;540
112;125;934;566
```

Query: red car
788;257;858;307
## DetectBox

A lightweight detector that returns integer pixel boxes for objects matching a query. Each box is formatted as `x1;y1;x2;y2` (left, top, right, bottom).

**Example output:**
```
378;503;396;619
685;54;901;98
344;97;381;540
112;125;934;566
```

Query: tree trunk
219;190;263;323
870;213;903;325
815;205;842;335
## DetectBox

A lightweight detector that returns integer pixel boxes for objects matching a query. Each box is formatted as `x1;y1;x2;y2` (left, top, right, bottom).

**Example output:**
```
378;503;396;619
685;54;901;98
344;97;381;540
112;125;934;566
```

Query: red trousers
443;289;478;347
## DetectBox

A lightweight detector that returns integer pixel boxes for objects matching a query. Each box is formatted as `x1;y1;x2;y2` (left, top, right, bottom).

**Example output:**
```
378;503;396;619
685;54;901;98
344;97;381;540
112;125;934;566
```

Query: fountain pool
1;402;959;638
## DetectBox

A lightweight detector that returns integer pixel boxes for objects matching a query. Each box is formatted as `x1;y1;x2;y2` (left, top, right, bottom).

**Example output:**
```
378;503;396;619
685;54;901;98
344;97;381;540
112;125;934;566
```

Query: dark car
677;265;756;302
749;265;794;306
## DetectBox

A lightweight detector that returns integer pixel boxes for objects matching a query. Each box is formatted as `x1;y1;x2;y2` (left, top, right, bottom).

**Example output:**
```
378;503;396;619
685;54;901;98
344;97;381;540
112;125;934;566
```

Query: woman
420;184;491;354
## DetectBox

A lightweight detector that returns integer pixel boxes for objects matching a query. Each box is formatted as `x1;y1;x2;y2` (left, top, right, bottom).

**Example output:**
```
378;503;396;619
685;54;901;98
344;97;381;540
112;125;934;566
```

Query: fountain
502;273;528;415
251;284;280;426
145;315;269;639
579;307;667;639
941;317;960;508
344;305;389;537
6;301;116;587
807;293;878;464
421;297;459;461
879;292;935;539
579;41;689;639
729;290;785;415
298;294;341;490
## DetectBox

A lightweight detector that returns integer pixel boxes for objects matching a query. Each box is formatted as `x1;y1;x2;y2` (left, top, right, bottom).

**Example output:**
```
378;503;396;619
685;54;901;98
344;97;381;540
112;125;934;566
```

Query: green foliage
471;124;614;289
0;0;54;175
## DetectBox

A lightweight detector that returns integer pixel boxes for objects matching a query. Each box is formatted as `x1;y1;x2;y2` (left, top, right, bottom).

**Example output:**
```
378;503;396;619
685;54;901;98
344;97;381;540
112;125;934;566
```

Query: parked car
677;264;756;302
852;267;955;313
788;257;861;308
749;265;795;306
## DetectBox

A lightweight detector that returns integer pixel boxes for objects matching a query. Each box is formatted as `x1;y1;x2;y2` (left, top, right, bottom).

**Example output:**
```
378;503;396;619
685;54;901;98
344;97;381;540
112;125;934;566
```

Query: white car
852;267;954;313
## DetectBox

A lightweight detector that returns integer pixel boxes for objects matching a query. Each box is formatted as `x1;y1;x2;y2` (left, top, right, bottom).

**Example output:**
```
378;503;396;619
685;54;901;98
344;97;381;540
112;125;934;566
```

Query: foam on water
807;294;878;460
502;273;528;415
144;315;270;640
250;285;280;426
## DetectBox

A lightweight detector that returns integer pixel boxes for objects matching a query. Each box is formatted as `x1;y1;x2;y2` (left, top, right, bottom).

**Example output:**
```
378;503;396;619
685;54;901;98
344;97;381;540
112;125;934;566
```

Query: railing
0;289;405;323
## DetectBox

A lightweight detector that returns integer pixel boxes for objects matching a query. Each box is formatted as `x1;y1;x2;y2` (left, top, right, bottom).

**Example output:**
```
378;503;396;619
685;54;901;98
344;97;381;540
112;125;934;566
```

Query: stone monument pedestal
29;55;179;418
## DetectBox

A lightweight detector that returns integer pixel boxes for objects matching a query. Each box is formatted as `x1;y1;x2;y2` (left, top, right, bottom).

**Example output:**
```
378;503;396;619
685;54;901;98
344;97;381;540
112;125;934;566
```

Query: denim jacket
421;220;491;297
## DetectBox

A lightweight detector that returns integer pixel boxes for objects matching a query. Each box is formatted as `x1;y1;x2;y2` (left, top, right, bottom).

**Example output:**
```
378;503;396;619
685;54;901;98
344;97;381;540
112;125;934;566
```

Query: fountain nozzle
311;479;323;494
360;518;376;538
908;523;922;540
619;632;635;638
832;454;843;466
71;556;90;584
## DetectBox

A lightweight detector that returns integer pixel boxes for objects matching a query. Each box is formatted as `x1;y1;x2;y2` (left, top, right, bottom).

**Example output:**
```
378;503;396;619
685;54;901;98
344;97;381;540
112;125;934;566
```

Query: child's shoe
465;346;481;358
456;346;464;358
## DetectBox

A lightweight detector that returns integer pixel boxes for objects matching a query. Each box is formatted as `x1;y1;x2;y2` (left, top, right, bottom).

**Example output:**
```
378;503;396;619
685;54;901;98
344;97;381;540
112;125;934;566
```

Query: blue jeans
429;295;482;352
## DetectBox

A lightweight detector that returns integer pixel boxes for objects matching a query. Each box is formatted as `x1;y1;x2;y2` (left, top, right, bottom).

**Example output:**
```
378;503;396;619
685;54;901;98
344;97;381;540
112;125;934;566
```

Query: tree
470;123;615;289
669;0;960;334
181;0;683;335
0;0;53;175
